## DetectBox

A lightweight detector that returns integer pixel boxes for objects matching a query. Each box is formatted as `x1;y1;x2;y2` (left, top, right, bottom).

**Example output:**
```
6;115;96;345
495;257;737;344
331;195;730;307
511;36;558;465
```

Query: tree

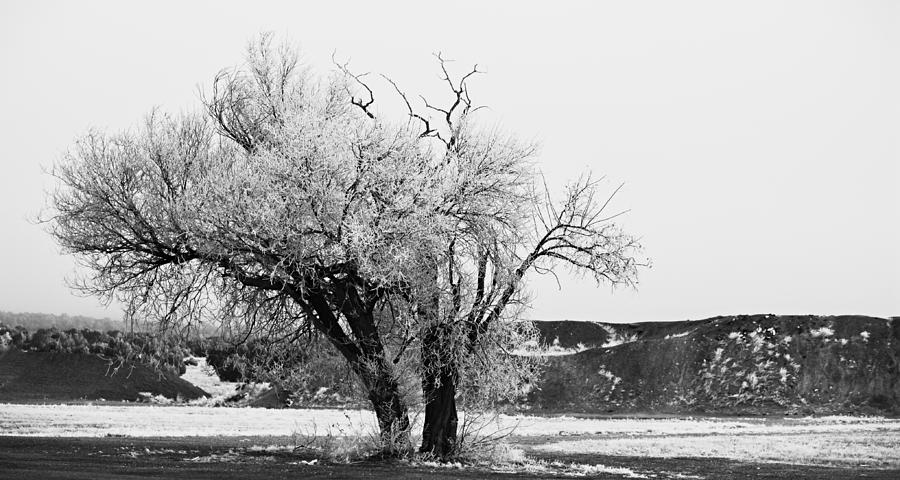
47;35;645;457
356;54;645;457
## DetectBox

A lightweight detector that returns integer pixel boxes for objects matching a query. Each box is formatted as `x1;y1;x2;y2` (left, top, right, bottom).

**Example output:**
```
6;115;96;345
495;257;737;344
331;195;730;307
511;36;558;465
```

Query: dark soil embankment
0;349;207;403
529;315;900;415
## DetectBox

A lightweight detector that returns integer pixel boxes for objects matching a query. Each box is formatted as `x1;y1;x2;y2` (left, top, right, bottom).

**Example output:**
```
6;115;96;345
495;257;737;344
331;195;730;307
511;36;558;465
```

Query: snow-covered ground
1;402;897;438
524;416;900;468
2;403;898;467
537;430;900;468
0;404;378;437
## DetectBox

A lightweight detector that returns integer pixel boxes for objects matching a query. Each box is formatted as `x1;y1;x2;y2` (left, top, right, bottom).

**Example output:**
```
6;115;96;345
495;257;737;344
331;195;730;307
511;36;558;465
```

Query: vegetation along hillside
530;314;899;415
0;323;206;403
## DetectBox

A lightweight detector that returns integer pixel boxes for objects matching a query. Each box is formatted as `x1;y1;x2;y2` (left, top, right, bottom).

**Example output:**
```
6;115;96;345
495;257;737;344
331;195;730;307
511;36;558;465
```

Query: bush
205;339;249;382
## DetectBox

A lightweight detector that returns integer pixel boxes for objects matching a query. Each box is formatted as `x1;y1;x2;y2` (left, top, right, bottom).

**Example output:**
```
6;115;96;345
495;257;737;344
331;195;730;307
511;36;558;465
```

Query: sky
0;0;897;323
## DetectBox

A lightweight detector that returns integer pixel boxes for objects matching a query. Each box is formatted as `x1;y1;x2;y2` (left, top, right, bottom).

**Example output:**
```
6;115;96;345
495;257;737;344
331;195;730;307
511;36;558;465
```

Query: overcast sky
1;1;897;323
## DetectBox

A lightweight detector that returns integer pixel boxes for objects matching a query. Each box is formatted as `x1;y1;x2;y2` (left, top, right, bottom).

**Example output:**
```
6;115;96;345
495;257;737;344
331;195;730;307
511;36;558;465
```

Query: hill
529;314;899;415
0;348;207;403
1;313;895;414
0;321;205;403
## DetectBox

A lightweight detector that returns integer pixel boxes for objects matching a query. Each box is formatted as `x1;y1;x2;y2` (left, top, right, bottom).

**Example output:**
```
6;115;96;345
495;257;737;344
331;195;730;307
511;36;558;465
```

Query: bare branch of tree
333;52;377;119
381;74;441;140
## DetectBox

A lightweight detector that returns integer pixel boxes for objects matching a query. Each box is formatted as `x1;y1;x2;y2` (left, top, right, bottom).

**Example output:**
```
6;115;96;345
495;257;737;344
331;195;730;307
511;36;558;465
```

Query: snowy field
3;348;893;479
2;403;899;468
3;358;898;469
536;429;900;468
3;402;897;439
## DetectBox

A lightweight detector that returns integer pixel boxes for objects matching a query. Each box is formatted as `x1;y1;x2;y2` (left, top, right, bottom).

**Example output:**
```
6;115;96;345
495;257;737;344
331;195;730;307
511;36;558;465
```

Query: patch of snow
601;326;638;348
597;367;622;389
188;451;246;463
749;333;765;351
248;445;293;453
418;460;465;469
181;356;271;406
664;332;689;339
181;357;243;398
138;392;175;405
513;343;590;357
747;372;758;389
810;326;835;338
492;458;647;478
567;463;647;478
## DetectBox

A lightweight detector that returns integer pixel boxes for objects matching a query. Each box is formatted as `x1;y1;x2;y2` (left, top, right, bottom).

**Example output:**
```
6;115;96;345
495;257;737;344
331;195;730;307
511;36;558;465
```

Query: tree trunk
302;292;411;455
361;356;411;455
419;362;459;458
419;322;459;458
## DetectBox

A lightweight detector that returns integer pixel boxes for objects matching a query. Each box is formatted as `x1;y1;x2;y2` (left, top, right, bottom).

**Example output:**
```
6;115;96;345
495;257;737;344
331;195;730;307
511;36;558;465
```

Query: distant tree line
0;311;126;333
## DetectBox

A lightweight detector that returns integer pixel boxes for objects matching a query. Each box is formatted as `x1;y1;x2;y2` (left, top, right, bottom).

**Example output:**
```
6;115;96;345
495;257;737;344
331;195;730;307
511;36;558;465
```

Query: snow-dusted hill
529;315;899;415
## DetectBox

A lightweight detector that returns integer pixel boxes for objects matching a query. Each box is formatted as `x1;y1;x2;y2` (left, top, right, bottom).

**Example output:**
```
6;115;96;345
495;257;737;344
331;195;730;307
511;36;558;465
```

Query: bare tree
47;35;645;458
49;35;434;452
351;53;646;456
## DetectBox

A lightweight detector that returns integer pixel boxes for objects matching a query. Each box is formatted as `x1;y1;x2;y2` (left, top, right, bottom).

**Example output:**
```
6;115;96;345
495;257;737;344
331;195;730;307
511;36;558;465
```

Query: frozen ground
1;403;898;468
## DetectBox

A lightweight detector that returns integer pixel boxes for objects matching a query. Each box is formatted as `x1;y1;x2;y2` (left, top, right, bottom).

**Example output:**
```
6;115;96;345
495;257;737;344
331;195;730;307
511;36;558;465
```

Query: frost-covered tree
371;54;646;456
47;35;645;457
